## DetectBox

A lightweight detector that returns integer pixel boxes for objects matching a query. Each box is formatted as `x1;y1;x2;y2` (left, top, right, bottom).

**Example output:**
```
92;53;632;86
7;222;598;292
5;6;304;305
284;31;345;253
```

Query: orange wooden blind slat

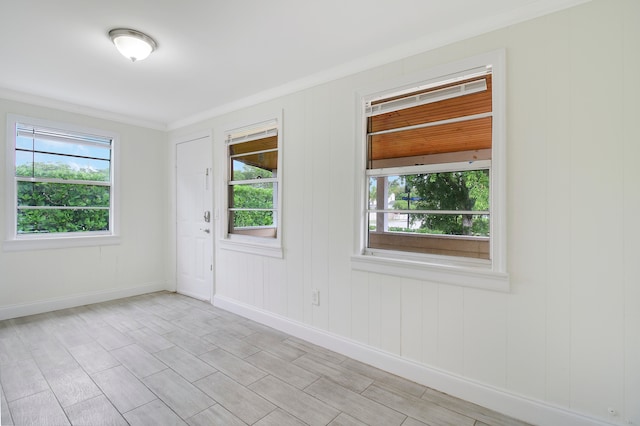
370;116;492;160
230;135;278;172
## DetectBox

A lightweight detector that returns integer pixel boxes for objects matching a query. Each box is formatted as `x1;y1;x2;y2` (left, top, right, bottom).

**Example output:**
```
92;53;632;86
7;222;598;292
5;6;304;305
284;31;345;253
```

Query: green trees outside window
404;170;489;236
13;121;113;236
231;182;274;228
16;163;111;233
369;169;490;237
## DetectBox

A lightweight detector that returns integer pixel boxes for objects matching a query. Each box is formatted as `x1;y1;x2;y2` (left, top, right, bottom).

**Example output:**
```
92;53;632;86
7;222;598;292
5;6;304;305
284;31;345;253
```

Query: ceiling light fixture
109;28;157;62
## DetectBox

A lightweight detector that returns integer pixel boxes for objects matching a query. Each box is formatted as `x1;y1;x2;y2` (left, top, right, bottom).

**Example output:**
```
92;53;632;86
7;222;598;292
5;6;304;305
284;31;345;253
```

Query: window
353;51;508;290
221;116;283;257
4;115;119;250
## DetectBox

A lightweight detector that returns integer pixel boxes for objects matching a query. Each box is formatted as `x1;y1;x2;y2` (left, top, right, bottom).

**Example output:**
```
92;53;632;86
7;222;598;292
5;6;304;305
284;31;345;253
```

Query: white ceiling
0;0;587;130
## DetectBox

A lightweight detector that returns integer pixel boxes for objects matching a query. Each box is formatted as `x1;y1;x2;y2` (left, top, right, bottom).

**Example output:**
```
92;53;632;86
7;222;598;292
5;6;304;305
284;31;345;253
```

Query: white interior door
176;137;213;301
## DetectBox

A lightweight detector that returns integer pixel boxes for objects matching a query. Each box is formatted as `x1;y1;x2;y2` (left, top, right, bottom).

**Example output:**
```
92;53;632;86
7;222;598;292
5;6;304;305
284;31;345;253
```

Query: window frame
218;112;283;258
352;50;508;291
4;114;120;251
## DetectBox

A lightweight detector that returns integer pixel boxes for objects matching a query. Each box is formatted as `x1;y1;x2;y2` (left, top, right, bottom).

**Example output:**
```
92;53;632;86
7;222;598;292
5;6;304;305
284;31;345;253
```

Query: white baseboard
213;295;613;426
0;282;168;321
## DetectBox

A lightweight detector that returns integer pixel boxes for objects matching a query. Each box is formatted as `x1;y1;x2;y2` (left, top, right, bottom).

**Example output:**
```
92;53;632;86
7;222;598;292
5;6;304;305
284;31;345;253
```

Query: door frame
168;130;215;302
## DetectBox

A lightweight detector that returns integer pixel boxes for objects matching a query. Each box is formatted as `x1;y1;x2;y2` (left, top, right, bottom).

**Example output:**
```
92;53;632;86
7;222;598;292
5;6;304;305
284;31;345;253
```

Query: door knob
200;228;210;233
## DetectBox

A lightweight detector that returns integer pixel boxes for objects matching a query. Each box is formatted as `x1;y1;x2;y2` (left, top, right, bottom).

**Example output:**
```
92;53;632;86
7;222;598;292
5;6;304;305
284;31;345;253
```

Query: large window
223;117;282;255
367;73;492;259
354;51;508;290
5;115;118;250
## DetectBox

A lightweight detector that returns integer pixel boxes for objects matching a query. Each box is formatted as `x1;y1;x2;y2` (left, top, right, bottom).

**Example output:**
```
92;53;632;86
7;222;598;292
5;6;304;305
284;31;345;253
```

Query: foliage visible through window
227;121;279;239
369;170;489;236
366;71;493;260
13;123;113;235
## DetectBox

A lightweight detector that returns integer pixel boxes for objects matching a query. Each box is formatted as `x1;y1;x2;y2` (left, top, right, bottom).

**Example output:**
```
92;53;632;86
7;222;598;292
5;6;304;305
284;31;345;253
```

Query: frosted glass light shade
109;29;157;62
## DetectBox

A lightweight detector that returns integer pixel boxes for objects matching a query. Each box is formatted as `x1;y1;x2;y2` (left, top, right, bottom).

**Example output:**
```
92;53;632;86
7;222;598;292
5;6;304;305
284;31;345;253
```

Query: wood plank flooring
0;292;530;426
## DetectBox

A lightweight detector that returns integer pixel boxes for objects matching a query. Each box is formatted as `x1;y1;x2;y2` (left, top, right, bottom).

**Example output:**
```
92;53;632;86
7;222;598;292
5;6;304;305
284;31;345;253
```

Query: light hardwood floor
0;292;530;426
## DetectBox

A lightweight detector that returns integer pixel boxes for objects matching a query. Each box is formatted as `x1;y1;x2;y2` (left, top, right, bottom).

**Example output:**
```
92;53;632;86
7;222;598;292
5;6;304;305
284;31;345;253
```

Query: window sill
219;237;283;259
3;234;120;252
351;253;509;292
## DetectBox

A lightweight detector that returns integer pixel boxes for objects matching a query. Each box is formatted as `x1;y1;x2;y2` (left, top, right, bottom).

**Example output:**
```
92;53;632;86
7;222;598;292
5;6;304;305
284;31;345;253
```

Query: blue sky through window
16;134;111;175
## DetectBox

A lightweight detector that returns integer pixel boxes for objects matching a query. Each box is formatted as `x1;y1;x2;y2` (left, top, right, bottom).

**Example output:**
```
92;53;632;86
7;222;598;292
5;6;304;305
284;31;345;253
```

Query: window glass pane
232;160;274;180
381;213;490;236
16;135;33;150
368;170;489;238
17;208;109;234
231;152;277;177
402;170;489;212
367;175;403;211
29;153;110;181
368;213;490;259
231;183;274;209
368;207;489;237
230;210;274;229
17;182;110;207
369;171;487;210
369;171;489;211
34;138;111;160
15;151;34;177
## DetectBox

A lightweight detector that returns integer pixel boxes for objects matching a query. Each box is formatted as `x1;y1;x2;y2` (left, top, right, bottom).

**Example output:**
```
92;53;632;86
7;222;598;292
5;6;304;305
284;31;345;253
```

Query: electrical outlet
311;289;320;306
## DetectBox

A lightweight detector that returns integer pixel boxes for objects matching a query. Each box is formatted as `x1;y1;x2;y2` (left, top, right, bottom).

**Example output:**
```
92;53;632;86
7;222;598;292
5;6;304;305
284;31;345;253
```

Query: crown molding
167;0;591;131
0;87;167;131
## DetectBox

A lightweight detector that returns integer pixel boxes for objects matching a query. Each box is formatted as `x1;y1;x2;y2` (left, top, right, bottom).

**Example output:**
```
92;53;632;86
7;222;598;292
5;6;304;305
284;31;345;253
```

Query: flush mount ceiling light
109;28;157;62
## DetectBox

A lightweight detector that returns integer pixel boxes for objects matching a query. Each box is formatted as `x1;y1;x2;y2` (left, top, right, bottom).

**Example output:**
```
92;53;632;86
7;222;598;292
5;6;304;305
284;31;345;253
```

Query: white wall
0;99;169;317
170;1;639;425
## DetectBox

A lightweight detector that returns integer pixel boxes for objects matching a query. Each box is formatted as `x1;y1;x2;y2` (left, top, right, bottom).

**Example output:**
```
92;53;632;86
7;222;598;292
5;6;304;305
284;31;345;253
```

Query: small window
354;51;508;290
4;115;118;250
225;119;281;242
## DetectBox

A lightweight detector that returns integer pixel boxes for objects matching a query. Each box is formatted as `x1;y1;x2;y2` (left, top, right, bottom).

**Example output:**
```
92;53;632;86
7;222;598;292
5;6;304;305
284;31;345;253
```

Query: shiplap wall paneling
282;93;307;324
420;281;439;366
367;273;383;349
570;0;626;417
327;76;356;338
464;289;507;388
301;92;315;327
307;85;331;331
250;255;266;309
217;250;237;301
437;285;464;375
504;15;548;402
544;7;573;409
400;278;423;362
622;1;640;422
264;257;287;317
379;278;401;356
351;270;370;344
